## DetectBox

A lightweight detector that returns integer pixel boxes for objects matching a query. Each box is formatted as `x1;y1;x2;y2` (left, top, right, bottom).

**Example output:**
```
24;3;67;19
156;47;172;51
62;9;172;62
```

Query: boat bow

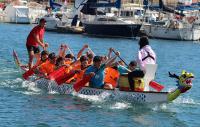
167;70;194;101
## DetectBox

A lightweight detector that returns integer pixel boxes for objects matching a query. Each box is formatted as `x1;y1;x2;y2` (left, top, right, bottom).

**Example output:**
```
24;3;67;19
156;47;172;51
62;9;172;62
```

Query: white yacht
143;18;200;41
3;0;46;24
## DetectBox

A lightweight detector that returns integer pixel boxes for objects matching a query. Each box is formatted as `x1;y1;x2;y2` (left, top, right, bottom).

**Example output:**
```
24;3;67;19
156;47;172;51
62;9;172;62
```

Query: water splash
152;103;168;111
173;97;199;105
0;78;23;88
110;102;131;109
75;94;105;103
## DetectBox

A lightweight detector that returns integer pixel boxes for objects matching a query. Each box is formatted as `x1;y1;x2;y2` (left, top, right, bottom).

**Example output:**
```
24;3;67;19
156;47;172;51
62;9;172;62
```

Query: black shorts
26;45;40;54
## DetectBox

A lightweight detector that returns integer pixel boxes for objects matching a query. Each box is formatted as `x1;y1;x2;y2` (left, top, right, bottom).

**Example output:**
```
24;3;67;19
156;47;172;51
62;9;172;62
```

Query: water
0;23;200;127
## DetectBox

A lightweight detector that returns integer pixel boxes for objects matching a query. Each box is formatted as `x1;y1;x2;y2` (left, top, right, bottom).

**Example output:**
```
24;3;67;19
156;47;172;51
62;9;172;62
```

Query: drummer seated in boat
116;61;137;75
84;51;120;90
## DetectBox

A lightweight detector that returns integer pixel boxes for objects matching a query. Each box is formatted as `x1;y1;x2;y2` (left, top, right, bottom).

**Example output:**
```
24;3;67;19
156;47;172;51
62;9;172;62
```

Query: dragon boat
32;70;193;103
13;50;194;103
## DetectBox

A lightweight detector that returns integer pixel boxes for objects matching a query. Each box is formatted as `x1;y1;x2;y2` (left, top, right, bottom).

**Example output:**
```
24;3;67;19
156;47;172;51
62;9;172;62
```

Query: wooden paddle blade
149;81;164;92
55;71;76;85
47;67;76;85
22;67;36;80
13;50;21;68
73;75;91;92
48;66;66;80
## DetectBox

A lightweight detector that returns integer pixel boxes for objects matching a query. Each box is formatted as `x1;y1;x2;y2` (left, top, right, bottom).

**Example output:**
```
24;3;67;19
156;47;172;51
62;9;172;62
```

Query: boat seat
144;64;158;91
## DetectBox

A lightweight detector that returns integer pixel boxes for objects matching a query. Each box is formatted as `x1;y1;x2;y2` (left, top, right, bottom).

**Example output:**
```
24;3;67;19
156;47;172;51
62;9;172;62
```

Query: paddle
73;75;92;92
47;66;76;85
13;50;28;71
22;66;37;80
68;46;77;61
88;47;96;56
13;50;21;67
149;81;164;92
112;49;129;67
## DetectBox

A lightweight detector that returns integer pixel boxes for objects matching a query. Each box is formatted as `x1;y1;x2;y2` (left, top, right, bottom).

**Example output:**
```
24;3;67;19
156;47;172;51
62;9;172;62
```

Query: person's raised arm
77;44;88;59
107;48;113;59
88;47;95;56
105;51;120;67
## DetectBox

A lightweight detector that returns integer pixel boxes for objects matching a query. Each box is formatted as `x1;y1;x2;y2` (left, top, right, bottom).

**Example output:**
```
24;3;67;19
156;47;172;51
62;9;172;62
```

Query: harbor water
0;23;200;127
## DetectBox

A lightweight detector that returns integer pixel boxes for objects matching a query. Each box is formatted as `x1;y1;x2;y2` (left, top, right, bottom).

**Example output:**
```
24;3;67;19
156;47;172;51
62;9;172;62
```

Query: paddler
64;53;75;65
65;55;89;84
35;50;49;67
38;52;57;76
73;55;90;82
77;44;95;65
26;18;48;70
84;51;120;89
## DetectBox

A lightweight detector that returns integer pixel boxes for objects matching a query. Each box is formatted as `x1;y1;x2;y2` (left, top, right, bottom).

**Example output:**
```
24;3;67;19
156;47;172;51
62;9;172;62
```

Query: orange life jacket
104;67;120;88
39;60;55;75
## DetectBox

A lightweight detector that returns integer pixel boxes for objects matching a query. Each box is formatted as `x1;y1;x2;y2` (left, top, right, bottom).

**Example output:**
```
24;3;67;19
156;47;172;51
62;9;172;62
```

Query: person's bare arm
77;44;88;59
34;34;45;49
107;48;113;59
105;51;120;67
88;47;95;56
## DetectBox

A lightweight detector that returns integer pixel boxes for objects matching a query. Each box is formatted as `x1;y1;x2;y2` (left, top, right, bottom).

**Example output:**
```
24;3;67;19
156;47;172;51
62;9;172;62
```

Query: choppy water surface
0;23;200;127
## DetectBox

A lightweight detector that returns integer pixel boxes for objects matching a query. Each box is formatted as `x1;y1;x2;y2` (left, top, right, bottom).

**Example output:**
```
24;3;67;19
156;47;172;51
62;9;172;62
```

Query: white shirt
137;45;156;72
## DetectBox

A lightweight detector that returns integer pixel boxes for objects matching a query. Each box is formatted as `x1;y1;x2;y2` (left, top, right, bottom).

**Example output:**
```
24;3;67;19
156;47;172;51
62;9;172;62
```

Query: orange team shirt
26;25;45;47
104;67;120;88
39;60;55;75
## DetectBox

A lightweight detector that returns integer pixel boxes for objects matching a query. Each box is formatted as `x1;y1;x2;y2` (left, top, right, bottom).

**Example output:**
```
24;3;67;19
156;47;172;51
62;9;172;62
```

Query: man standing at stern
26;18;48;70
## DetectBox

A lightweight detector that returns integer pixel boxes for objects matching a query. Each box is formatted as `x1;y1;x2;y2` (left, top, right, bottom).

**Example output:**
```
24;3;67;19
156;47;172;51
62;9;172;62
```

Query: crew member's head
139;36;149;49
56;57;64;67
128;60;137;71
80;55;88;68
65;53;74;61
39;18;46;28
93;56;102;69
48;52;57;64
41;50;49;62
